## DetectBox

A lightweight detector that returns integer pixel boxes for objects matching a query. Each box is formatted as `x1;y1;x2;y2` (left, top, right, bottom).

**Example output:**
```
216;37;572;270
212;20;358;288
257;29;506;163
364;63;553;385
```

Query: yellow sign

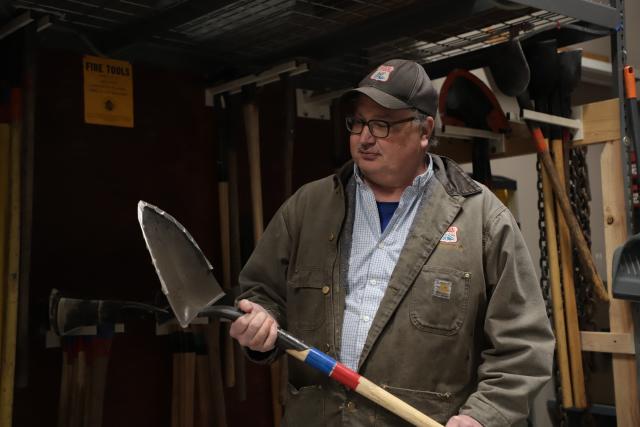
83;55;133;128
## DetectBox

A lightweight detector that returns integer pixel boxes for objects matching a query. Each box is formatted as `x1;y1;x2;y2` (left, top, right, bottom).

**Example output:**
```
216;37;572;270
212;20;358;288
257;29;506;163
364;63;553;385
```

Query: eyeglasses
345;116;417;138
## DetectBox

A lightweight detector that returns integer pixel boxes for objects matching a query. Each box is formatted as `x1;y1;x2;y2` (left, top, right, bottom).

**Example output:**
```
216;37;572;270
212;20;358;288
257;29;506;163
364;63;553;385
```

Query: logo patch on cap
440;226;458;243
433;279;453;299
370;65;394;82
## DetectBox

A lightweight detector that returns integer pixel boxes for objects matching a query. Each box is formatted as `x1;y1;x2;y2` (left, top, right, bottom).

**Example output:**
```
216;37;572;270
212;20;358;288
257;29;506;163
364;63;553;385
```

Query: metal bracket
521;108;583;131
205;60;309;106
440;124;506;142
439;124;507;154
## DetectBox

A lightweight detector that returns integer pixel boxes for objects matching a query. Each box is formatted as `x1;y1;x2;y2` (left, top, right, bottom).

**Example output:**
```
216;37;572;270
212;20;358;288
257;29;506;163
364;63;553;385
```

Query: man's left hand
445;415;483;427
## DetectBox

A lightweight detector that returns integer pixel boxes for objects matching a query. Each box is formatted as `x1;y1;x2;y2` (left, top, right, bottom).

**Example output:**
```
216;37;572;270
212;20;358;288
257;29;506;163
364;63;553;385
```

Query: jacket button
346;401;356;410
322;285;330;295
328;232;335;241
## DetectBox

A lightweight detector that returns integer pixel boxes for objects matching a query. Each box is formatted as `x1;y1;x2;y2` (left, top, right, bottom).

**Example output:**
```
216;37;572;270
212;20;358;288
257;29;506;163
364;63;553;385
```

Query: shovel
137;201;443;427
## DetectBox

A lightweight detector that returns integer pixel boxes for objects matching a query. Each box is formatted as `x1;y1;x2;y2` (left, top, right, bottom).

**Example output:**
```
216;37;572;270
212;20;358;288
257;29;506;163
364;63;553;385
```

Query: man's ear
421;116;435;148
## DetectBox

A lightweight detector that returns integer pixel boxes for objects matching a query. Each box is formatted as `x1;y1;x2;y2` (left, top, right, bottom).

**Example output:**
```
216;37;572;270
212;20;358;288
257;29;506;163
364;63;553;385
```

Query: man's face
349;95;432;189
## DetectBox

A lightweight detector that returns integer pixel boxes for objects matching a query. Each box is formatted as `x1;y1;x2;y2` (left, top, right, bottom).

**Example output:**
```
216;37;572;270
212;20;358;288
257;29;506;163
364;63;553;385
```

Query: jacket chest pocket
409;266;471;336
287;266;326;331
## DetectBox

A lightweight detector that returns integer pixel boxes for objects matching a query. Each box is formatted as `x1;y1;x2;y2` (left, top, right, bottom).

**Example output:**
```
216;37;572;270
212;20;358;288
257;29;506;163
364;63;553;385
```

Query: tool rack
1;0;638;425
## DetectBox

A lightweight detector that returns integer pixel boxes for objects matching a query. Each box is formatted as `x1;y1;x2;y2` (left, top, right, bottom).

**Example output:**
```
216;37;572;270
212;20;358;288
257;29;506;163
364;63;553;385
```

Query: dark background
9;46;342;427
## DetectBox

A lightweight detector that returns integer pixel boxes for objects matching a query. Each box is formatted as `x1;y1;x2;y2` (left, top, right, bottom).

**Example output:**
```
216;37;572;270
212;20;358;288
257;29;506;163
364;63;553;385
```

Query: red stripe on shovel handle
330;362;361;390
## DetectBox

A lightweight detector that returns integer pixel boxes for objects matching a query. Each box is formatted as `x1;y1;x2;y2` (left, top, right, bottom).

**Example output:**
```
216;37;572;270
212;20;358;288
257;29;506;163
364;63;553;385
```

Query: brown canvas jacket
238;154;555;426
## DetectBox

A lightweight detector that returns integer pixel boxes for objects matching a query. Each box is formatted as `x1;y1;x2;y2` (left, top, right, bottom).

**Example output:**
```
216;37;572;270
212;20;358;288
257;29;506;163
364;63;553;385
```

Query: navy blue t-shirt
376;201;399;233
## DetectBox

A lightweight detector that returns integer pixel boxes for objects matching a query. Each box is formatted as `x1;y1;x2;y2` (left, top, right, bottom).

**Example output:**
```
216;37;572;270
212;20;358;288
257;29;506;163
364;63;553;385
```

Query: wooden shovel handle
540;163;574;407
551;139;587;408
203;306;440;425
286;348;443;427
531;128;609;301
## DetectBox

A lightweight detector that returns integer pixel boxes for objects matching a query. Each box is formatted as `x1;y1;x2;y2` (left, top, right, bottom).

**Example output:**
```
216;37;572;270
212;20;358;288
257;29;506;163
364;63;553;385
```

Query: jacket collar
333;154;481;197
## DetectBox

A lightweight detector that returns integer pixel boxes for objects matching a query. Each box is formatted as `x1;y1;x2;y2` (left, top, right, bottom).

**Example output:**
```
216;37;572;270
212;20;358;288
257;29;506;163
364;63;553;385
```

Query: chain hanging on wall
568;146;596;331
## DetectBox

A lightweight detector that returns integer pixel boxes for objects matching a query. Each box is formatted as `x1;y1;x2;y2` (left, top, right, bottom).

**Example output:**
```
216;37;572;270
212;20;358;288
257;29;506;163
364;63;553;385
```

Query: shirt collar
353;154;433;190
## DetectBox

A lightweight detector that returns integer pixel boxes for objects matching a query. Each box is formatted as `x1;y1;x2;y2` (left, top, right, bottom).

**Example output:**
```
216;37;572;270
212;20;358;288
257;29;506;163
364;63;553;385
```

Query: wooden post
600;139;640;426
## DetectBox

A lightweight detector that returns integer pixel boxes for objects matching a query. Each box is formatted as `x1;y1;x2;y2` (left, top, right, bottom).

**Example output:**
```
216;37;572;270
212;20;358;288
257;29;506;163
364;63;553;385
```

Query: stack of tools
49;290;232;427
488;37;610;421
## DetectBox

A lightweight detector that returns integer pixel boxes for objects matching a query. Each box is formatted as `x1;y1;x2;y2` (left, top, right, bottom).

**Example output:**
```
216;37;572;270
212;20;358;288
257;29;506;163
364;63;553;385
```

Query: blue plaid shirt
340;157;434;371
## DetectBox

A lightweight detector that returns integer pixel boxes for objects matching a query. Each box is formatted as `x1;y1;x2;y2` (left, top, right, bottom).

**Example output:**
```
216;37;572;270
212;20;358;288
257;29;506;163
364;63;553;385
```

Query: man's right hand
229;299;279;352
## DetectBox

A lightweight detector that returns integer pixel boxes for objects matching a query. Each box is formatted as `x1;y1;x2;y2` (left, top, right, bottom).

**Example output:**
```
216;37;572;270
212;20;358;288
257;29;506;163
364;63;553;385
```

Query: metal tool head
49;289;169;335
137;201;225;327
49;289;101;336
488;39;530;97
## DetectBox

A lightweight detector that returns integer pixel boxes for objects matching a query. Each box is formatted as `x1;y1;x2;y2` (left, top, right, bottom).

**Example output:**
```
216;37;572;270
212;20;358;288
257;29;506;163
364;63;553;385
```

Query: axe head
49;289;101;336
49;289;170;335
137;201;225;328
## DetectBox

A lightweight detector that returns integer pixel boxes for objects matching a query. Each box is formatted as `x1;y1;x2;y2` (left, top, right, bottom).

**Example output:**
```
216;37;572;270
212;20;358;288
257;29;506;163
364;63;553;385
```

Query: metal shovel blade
138;201;225;327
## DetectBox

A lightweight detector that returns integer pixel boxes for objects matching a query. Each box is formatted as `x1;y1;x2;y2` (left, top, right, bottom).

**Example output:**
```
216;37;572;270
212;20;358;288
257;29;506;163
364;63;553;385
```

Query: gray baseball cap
342;59;438;117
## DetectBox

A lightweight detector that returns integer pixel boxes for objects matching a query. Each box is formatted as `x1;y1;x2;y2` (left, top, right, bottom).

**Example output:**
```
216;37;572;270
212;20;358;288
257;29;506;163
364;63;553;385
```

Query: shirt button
362;315;370;322
322;285;330;295
378;243;384;249
369;279;377;285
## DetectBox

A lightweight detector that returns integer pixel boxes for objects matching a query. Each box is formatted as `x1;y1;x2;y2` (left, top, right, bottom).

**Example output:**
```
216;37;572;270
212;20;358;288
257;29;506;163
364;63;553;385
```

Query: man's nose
358;124;375;144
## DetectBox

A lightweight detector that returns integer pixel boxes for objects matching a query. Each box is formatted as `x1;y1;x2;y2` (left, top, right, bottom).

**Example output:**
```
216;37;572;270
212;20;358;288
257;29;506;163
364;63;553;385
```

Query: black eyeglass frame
345;116;418;138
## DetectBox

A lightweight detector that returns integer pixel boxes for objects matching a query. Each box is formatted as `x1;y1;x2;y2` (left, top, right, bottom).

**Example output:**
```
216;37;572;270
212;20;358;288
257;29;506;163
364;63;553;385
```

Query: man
230;59;554;426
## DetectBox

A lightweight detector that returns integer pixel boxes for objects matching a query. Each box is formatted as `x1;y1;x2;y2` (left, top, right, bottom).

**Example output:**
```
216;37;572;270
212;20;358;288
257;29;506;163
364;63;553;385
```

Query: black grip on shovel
198;305;306;351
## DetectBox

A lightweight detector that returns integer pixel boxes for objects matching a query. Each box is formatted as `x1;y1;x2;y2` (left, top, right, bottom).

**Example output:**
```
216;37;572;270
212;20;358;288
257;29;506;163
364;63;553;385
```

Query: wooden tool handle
286;348;442;427
204;321;228;426
217;182;236;387
181;332;196;427
243;100;264;242
532;128;609;301
541;161;574;408
57;341;72;427
243;91;280;425
551;139;587;408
